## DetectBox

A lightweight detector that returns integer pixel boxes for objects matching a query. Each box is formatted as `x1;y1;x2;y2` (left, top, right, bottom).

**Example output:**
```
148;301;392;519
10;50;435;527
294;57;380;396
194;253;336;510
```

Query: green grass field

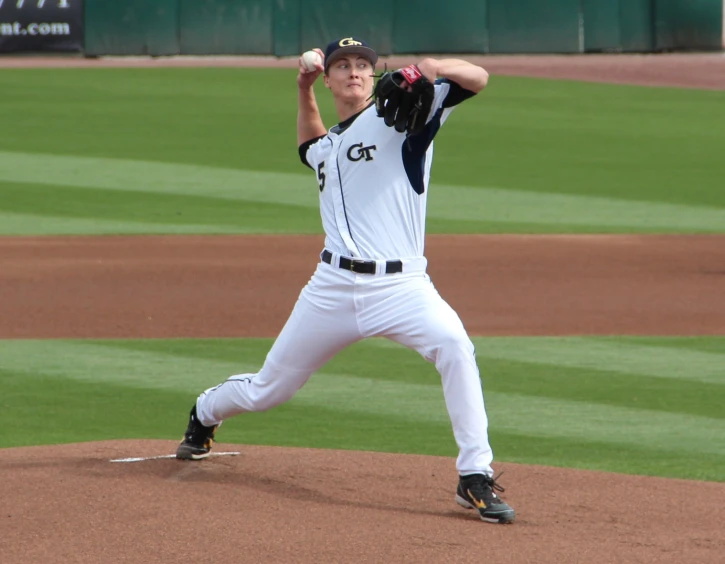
1;337;723;481
1;68;723;482
1;69;724;234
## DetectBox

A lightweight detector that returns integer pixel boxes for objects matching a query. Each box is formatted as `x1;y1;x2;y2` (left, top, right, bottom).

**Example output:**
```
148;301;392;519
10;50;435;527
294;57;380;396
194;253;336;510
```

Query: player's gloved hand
373;65;435;136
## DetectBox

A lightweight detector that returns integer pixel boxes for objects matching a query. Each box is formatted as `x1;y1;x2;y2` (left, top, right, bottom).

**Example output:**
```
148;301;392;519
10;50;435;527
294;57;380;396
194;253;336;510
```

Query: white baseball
301;50;323;73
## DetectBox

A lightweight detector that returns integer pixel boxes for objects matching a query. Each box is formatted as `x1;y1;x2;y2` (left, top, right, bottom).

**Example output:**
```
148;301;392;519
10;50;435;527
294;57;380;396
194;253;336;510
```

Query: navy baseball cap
324;37;378;72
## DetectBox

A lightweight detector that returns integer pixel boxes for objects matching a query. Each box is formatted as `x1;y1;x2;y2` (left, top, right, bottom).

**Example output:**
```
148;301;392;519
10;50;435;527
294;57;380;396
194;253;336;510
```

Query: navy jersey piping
401;107;444;195
298;134;326;169
437;78;476;108
330;101;375;135
400;81;474;194
335;151;358;255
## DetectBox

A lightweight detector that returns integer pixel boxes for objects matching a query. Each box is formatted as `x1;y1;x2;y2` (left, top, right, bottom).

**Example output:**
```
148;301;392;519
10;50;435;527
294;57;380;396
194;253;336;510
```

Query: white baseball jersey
195;76;499;479
299;79;475;260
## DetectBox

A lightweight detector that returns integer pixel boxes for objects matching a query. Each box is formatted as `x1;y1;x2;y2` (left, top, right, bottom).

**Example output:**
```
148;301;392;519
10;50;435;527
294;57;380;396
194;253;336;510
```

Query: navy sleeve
298;135;326;169
436;78;476;108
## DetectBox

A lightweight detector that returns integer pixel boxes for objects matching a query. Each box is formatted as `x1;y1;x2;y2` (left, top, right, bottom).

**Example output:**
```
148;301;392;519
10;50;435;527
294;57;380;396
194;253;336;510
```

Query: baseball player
176;37;515;524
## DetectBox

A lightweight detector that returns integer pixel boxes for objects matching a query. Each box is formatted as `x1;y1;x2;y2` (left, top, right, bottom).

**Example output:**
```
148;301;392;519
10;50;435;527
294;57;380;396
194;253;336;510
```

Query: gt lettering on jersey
298;79;475;260
346;143;377;162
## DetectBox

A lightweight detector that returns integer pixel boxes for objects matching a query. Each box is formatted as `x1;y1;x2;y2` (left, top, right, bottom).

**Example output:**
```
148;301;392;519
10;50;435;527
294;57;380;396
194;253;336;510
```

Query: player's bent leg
190;264;363;430
195;357;325;423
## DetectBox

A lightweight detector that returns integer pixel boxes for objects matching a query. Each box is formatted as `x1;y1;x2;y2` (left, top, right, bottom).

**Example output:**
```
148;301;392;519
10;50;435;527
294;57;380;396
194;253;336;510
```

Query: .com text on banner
0;0;83;53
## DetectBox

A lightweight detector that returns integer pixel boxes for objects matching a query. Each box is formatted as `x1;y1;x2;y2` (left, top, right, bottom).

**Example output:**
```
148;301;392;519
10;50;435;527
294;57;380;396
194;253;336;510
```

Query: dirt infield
2;53;724;563
1;234;724;563
1;234;724;339
3;441;724;564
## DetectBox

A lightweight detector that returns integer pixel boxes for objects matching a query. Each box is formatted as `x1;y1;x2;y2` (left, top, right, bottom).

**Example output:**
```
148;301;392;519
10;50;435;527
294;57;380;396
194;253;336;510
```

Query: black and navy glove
373;65;435;136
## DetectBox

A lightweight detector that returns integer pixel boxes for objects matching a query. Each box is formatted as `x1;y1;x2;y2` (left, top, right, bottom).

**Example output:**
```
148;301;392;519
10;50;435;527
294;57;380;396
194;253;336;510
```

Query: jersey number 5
317;162;326;192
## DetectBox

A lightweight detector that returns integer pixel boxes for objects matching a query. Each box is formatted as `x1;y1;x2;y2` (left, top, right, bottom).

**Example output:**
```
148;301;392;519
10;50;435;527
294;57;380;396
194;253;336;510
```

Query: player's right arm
297;48;327;147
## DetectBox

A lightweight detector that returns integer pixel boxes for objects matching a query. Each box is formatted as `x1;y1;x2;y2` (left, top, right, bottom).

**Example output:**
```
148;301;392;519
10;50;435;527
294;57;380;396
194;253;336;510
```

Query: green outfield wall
81;0;725;56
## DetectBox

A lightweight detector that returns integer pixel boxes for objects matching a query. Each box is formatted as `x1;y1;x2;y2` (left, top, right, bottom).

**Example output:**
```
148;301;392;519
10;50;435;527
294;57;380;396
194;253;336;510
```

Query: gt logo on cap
339;37;363;47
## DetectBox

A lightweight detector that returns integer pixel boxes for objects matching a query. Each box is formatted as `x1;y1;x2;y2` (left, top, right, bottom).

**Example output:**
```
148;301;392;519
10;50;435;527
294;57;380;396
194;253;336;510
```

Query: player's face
324;56;374;103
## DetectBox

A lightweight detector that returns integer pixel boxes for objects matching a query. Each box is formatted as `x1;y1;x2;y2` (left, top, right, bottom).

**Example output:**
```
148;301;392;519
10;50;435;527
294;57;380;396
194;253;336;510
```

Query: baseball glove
373;65;435;136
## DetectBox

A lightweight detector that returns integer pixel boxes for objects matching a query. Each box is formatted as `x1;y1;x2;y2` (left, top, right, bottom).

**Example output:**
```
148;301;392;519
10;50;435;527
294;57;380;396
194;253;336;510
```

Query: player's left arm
417;58;489;95
375;57;486;138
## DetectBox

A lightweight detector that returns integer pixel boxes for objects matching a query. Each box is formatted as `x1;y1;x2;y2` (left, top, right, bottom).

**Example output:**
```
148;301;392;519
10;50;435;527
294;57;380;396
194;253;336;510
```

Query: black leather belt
321;250;403;274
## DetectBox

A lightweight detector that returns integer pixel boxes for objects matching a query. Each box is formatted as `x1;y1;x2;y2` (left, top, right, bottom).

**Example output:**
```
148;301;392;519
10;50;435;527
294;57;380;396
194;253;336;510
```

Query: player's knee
431;330;475;365
248;362;308;411
248;380;298;411
251;390;290;412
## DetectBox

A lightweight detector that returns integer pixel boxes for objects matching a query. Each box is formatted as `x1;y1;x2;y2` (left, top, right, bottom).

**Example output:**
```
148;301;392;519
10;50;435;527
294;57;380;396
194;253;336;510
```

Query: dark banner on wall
0;0;83;52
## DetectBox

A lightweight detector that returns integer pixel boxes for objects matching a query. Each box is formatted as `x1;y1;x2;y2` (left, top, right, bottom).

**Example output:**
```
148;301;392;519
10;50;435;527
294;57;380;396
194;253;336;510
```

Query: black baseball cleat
176;405;218;460
455;472;516;524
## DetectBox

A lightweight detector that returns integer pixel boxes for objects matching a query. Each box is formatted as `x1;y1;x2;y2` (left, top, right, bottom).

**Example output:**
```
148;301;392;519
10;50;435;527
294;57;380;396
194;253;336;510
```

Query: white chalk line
110;451;240;463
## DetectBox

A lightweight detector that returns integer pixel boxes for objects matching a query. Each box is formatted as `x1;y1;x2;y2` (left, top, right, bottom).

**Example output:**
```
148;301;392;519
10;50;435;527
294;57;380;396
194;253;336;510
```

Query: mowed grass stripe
0;340;254;392
1;340;724;456
98;338;725;420
0;151;319;205
0;181;323;233
2;69;725;210
482;360;724;419
612;336;725;355
489;431;724;482
442;77;725;208
424;217;651;235
370;337;725;385
475;338;725;385
0;211;277;235
2;152;725;233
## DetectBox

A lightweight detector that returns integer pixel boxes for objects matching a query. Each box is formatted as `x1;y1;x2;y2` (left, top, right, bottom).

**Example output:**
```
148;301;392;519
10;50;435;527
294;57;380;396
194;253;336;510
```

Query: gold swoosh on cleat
467;489;486;509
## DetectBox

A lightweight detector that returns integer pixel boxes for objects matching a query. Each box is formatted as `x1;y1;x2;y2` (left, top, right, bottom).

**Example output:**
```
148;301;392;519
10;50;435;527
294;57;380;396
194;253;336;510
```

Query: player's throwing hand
297;48;325;89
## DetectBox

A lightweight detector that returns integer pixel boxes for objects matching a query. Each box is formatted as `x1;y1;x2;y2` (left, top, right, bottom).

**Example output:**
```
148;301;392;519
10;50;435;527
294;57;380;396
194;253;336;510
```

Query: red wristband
399;65;423;84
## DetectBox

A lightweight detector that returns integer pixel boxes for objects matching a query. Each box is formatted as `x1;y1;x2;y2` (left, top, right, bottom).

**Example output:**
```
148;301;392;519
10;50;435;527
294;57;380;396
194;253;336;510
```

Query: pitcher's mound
3;440;723;563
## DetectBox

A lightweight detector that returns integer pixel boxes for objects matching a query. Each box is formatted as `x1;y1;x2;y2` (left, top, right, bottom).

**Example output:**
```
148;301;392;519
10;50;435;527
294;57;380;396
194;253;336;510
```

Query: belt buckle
349;259;361;273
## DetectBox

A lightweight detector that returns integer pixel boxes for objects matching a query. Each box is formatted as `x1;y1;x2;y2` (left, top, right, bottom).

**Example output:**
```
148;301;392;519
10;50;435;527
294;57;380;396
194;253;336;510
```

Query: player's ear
323;74;330;89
